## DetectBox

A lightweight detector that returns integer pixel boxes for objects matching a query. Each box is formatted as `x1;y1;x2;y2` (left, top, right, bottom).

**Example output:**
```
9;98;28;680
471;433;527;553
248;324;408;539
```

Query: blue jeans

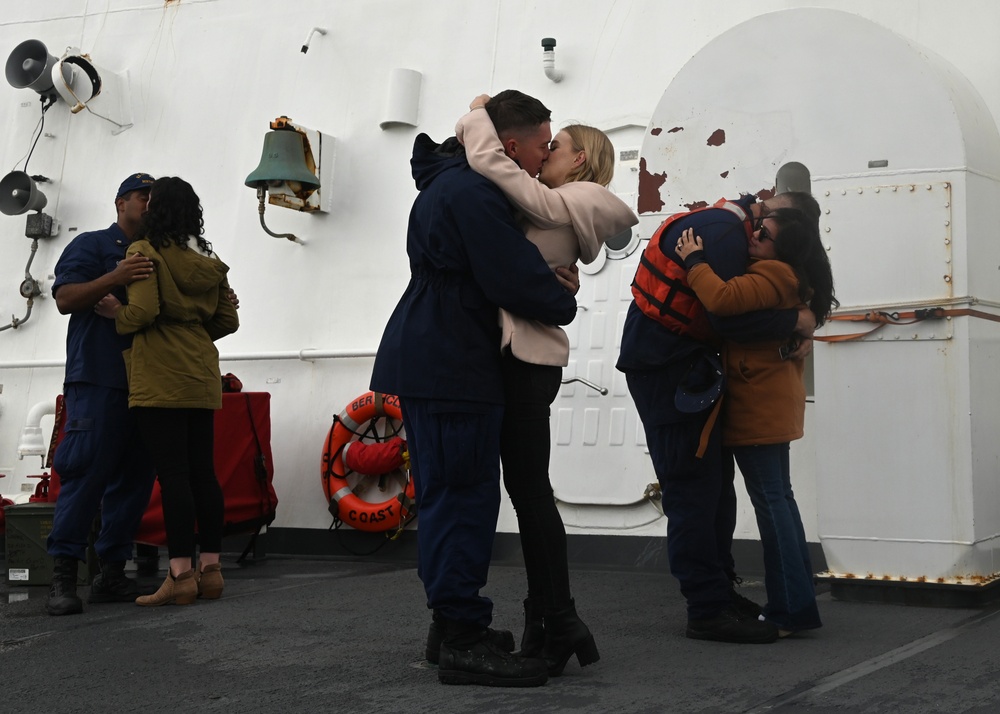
734;443;821;631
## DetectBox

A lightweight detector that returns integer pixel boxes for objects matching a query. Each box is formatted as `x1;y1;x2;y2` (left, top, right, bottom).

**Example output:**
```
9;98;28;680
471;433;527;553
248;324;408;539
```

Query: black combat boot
88;560;140;603
437;620;548;687
46;556;83;616
542;598;600;676
425;611;515;664
518;597;545;657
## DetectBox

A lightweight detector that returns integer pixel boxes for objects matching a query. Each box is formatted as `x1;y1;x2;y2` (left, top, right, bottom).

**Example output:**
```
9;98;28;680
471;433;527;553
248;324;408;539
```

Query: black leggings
134;407;224;560
499;351;571;613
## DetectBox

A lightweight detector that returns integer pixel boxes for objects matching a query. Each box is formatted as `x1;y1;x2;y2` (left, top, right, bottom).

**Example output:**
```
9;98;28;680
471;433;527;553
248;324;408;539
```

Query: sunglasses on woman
753;208;773;241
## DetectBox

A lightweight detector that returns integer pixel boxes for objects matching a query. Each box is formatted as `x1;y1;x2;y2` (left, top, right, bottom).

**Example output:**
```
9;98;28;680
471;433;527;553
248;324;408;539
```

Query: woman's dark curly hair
139;176;212;254
767;207;839;326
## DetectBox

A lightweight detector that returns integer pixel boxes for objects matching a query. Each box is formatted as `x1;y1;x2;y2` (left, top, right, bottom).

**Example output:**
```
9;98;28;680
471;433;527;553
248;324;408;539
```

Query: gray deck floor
2;555;999;713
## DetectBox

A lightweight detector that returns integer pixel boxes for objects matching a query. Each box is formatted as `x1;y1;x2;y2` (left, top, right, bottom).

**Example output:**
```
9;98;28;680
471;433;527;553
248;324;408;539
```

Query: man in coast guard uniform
46;174;159;615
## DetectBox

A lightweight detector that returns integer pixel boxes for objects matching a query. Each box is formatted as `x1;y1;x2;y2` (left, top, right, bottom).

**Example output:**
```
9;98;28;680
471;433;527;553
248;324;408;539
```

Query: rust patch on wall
707;129;726;146
720;171;729;179
668;127;683;133
650;127;662;136
755;187;776;201
683;201;708;211
637;157;667;214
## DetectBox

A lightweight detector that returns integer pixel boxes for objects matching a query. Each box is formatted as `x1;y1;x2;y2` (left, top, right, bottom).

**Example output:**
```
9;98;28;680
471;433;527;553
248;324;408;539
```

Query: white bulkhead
1;2;999;588
640;8;1000;583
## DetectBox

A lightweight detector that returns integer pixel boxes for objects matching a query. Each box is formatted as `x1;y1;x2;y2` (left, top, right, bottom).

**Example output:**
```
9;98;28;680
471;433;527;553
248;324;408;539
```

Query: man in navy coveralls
371;90;576;687
46;174;158;615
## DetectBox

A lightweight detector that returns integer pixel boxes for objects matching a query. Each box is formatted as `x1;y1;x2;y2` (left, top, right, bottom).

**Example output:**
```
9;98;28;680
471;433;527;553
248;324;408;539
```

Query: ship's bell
244;129;320;189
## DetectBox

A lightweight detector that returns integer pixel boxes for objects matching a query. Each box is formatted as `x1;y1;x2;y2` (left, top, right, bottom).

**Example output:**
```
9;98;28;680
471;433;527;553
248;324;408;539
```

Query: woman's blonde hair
562;124;615;187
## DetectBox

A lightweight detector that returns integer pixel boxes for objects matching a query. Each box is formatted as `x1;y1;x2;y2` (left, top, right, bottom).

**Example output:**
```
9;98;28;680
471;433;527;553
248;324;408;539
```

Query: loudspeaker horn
0;171;48;215
5;40;70;96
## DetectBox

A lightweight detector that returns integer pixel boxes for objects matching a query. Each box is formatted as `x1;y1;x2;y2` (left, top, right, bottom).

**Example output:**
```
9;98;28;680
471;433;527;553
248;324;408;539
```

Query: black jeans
133;407;224;560
499;351;569;612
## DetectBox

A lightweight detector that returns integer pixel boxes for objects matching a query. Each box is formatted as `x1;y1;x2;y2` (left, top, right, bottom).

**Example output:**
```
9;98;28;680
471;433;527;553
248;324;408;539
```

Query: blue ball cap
116;173;155;199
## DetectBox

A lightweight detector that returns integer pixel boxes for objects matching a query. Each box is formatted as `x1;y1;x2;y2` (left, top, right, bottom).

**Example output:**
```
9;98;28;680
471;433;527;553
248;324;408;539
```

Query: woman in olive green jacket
114;176;239;606
677;208;836;636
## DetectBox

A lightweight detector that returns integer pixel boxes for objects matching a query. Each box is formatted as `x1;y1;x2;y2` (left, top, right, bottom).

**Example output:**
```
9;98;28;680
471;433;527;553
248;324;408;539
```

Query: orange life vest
631;199;752;341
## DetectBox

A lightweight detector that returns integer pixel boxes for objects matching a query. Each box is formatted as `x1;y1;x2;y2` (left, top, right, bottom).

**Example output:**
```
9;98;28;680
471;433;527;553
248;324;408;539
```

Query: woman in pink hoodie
455;97;637;676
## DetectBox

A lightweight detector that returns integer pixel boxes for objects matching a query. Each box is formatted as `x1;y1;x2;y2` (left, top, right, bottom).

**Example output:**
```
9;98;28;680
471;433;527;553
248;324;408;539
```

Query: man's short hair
485;90;551;139
776;191;820;227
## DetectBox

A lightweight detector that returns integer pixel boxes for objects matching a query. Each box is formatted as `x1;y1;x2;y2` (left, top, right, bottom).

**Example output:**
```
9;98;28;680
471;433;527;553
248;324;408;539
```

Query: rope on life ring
320;391;416;534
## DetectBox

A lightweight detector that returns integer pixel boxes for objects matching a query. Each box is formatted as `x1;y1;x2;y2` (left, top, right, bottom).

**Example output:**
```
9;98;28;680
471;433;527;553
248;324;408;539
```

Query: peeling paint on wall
650;127;662;136
720;171;729;178
637;157;667;214
684;201;709;210
707;129;726;146
668;127;684;133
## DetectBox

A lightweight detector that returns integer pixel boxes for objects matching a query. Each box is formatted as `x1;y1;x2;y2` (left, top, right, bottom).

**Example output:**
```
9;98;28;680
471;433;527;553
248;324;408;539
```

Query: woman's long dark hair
139;176;212;254
768;208;839;326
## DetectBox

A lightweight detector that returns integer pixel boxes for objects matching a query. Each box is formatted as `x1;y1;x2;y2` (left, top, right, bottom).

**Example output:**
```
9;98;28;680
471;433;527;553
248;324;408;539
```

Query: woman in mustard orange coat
676;208;837;636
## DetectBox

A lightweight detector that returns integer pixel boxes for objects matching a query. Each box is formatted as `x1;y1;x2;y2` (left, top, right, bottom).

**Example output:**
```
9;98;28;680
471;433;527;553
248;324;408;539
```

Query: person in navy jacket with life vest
617;191;820;645
370;90;577;688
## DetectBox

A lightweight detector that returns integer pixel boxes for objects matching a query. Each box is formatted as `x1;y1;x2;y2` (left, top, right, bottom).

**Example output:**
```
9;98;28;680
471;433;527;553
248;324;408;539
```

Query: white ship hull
2;1;999;593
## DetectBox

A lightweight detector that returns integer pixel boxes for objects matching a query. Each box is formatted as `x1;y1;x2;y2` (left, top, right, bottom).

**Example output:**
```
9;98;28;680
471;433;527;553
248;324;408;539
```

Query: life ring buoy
321;391;415;533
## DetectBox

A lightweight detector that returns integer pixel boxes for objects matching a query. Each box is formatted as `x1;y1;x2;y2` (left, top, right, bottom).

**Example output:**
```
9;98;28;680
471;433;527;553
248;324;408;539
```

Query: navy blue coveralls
371;135;577;628
48;223;156;563
616;196;797;620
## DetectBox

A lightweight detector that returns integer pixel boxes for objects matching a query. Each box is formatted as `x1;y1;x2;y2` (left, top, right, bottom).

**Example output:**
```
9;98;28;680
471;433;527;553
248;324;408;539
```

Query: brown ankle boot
135;569;197;607
198;563;224;600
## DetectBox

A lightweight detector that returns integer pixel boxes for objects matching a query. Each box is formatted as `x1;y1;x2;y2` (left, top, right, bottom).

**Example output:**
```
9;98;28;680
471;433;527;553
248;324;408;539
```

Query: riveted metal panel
819;181;954;341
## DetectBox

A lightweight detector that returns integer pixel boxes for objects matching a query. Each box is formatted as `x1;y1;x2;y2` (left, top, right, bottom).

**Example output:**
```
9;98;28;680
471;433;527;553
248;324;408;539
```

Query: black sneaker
438;635;548;687
730;587;763;620
87;570;140;603
686;606;778;644
425;621;515;664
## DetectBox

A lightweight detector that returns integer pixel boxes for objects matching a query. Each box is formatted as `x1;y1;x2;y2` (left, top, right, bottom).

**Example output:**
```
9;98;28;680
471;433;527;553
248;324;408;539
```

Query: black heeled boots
518;597;545;657
542;598;600;676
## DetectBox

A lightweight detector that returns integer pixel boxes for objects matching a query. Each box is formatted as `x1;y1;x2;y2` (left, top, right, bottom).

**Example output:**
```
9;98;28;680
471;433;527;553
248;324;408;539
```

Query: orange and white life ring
320;391;415;533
